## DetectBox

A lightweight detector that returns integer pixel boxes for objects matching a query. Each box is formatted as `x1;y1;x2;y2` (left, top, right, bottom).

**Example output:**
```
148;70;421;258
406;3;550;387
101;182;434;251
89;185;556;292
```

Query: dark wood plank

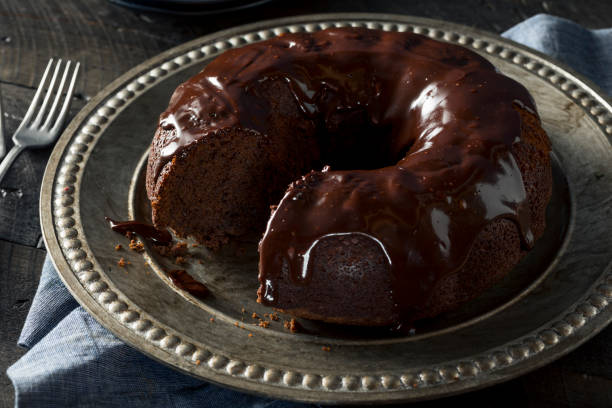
0;82;85;246
1;0;612;94
0;240;45;408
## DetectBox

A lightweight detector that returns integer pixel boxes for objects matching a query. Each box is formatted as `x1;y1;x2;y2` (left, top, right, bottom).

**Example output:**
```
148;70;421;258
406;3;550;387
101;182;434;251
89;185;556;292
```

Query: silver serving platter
41;14;612;404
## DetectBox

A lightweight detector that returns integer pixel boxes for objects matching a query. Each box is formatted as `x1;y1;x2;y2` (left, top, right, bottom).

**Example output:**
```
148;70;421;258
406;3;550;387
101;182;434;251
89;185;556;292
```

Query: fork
0;85;5;159
0;59;80;184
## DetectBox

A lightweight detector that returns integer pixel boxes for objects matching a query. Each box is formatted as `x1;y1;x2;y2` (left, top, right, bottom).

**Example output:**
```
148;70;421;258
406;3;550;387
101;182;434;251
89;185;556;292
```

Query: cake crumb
241;307;246;313
118;257;127;267
258;320;270;328
234;321;240;327
270;312;279;321
321;346;331;352
209;317;215;323
114;244;122;251
251;312;259;319
175;256;186;265
191;243;199;248
284;318;299;333
195;359;201;365
129;239;145;252
248;333;253;338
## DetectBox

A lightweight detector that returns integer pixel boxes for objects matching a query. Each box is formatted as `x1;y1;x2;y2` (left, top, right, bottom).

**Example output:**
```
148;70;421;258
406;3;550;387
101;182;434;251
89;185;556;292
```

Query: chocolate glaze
167;269;209;299
154;28;538;323
105;217;172;245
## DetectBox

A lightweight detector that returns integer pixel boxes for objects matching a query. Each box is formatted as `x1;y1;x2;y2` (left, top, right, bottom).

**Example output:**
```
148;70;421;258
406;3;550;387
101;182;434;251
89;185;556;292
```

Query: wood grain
0;82;85;247
1;0;612;93
0;0;610;407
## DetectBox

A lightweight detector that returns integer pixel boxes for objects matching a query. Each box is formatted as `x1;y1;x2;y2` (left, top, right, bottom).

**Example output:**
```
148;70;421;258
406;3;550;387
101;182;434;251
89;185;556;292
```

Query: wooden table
0;1;610;406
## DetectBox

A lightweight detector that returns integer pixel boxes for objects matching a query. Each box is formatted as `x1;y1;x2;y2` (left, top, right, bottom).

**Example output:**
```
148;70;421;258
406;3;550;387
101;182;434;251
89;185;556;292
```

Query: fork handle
0;144;25;185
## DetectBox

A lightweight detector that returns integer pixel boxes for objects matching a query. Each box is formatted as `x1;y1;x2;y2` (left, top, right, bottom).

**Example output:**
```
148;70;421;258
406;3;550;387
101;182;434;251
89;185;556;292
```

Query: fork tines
23;59;80;133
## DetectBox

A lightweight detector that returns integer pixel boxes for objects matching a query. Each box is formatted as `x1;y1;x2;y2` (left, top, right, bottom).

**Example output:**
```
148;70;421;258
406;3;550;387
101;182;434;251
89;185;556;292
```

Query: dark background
1;0;611;407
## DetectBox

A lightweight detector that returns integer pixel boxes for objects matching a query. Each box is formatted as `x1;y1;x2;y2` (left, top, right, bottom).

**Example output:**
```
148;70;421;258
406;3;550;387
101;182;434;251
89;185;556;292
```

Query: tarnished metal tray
40;14;612;404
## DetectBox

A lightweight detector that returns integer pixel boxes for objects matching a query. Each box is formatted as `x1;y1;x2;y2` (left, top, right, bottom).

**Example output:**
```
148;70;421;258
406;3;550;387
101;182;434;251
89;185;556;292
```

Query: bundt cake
146;27;552;326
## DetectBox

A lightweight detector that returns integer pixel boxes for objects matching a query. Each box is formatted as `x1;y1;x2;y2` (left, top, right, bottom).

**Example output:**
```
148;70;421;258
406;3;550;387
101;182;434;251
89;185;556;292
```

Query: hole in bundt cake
315;108;398;171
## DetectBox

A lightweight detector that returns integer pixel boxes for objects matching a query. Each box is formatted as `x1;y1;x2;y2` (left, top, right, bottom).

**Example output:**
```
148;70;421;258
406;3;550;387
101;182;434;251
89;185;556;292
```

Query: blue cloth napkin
7;14;612;407
504;14;611;95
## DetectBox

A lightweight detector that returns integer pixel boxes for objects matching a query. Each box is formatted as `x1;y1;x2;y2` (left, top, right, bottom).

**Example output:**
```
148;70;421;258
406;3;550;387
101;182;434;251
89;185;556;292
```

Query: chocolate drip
167;269;209;300
152;28;539;323
105;217;172;245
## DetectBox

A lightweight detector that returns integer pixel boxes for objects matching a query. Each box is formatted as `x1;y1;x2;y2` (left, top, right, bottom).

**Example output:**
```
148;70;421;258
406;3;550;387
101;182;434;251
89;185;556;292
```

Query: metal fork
0;59;80;184
0;85;5;159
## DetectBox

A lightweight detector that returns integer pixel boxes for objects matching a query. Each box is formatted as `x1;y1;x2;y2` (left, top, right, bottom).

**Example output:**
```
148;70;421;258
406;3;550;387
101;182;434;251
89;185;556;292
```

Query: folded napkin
504;14;611;95
7;14;612;407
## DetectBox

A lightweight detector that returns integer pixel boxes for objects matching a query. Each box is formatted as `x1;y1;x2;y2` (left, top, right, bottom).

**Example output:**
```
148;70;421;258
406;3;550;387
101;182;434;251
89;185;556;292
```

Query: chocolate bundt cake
146;27;552;326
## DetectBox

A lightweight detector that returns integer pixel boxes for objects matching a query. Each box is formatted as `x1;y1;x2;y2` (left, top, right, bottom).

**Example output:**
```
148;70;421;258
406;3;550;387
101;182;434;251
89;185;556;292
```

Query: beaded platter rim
41;14;612;403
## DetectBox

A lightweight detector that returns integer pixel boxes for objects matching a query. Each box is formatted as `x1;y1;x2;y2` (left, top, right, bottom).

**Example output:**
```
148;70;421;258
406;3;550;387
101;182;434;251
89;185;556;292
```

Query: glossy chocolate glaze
154;28;538;322
105;217;172;245
167;269;209;300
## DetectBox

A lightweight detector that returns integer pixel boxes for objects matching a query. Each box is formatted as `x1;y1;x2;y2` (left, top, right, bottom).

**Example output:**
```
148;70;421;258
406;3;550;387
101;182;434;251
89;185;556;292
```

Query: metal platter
40;14;612;404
